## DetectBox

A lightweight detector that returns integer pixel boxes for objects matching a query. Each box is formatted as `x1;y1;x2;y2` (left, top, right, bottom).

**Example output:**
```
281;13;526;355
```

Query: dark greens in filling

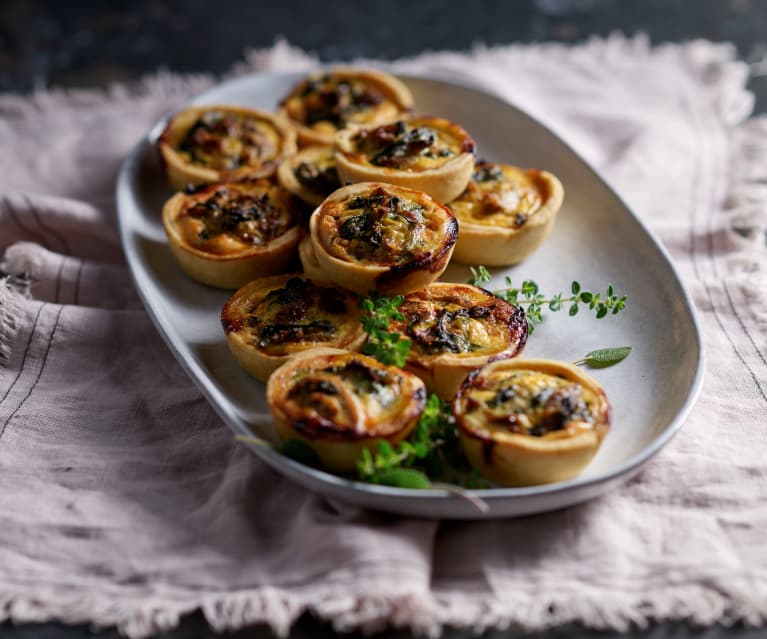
248;278;349;348
293;161;341;196
177;110;270;170
293;75;385;128
485;379;593;437
285;358;396;419
337;187;425;264
406;305;493;354
324;359;392;395
186;188;292;245
354;121;454;168
472;163;504;182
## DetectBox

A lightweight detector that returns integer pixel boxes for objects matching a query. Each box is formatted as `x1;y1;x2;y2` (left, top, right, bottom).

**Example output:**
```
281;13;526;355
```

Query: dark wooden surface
1;1;765;637
1;0;766;111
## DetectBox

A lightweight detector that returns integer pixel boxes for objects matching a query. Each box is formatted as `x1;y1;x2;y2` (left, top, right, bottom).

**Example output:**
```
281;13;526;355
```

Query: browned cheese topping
176;110;281;170
320;186;455;266
352;119;472;171
293;158;341;196
245;278;357;355
282;74;387;131
449;162;545;228
391;287;527;359
179;183;297;254
464;369;597;437
280;354;424;438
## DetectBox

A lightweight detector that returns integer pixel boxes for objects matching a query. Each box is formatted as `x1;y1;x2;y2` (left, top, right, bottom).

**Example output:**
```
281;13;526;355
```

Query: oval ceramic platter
116;71;703;519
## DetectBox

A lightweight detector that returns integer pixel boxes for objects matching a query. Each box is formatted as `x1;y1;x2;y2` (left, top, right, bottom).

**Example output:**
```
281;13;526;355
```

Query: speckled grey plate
116;71;703;519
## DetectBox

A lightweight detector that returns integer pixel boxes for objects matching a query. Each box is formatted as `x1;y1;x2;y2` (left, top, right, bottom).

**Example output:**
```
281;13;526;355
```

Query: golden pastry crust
162;180;303;289
306;182;458;295
298;234;331;283
158;105;297;190
335;117;476;203
266;348;426;472
221;274;366;382
276;146;341;207
278;67;414;147
448;162;564;266
388;283;528;400
453;358;610;486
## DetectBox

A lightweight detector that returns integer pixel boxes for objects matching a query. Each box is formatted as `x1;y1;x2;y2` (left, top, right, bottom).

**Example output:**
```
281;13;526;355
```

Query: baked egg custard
306;182;458;295
221;275;366;382
335;117;476;203
278;67;413;147
449;161;564;266
158;105;296;190
162;180;302;289
266;348;426;472
453;358;610;486
389;283;528;399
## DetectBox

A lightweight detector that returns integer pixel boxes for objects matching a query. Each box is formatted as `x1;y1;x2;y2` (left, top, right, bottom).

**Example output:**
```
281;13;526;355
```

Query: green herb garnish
358;292;412;366
575;346;632;368
342;278;630;491
367;467;432;489
468;265;628;334
357;393;466;488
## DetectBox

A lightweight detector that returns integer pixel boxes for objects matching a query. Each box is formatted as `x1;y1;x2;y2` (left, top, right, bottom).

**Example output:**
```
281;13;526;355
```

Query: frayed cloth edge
2;582;767;638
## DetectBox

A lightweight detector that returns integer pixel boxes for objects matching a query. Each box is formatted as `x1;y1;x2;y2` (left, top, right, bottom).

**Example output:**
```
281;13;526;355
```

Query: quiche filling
449;162;546;228
175;110;282;171
243;278;359;355
281;74;390;132
178;183;297;254
351;119;472;171
321;186;450;266
463;369;599;437
282;354;424;437
293;158;341;196
394;289;526;358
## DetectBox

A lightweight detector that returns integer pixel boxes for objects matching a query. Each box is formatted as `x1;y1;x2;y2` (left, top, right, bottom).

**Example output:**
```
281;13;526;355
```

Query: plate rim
116;68;705;510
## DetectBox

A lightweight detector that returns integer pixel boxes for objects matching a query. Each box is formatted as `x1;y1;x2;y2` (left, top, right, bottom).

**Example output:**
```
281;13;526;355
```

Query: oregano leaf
370;467;432;489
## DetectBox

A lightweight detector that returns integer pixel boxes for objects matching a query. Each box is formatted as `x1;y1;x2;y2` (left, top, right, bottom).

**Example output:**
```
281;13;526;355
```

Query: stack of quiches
158;67;610;487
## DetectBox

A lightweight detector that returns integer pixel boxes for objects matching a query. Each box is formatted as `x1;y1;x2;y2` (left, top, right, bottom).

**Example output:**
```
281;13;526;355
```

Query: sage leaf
577;346;632;368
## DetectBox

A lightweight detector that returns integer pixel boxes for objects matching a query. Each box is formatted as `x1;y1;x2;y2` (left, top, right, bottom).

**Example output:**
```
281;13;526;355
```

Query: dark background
1;0;766;637
2;0;767;111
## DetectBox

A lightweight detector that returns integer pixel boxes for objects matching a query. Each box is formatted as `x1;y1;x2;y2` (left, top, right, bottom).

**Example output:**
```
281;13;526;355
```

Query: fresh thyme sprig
358;292;411;367
468;265;627;334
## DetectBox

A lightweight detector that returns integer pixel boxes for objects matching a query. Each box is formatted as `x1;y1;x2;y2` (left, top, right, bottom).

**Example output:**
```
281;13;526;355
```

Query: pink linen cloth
1;37;766;637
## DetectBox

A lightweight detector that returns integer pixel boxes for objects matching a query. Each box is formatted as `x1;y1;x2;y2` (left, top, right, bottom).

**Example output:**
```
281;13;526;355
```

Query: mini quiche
162;180;303;289
266;348;426;472
448;161;564;266
158;105;296;190
277;146;341;207
306;182;458;295
278;67;413;147
221;274;366;381
335;117;476;203
388;283;528;400
453;359;610;487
